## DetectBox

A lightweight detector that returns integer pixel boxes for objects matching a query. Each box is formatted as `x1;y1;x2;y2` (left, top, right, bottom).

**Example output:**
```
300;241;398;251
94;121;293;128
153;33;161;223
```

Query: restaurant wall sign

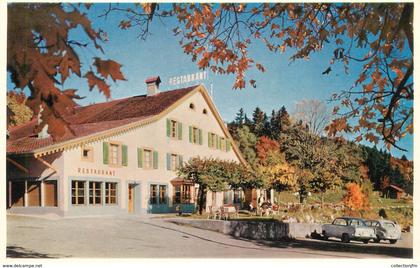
77;167;116;176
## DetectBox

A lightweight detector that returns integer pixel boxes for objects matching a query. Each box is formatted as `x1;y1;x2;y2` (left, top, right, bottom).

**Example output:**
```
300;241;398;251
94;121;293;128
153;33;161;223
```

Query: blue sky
6;3;413;159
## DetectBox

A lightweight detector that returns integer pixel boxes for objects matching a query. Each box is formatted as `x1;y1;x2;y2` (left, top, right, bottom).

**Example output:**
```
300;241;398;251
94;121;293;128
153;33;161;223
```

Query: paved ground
6;215;413;258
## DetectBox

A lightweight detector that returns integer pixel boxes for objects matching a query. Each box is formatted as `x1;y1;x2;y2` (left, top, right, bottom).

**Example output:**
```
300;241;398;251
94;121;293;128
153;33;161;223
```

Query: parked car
322;216;376;244
364;219;401;244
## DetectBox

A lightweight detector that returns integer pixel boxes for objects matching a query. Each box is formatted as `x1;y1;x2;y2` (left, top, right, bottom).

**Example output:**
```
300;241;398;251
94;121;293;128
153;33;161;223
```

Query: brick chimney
145;76;161;96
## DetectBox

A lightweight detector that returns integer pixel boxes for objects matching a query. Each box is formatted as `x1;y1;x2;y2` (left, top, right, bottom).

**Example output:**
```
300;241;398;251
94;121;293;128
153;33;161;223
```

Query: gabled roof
7;85;247;165
7;86;197;154
387;184;405;192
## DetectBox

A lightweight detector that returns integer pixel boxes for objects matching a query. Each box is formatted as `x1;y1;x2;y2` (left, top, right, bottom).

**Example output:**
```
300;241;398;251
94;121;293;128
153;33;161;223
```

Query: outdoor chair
207;206;221;220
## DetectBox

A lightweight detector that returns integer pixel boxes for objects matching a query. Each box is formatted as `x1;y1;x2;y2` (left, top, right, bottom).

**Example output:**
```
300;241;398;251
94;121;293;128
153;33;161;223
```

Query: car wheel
373;237;381;243
389;239;397;244
362;239;369;244
341;233;350;243
322;231;329;241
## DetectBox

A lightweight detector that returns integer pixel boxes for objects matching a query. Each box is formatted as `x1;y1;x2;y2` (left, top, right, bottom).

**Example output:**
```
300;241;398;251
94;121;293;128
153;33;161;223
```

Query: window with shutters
105;182;117;204
89;182;102;205
167;119;182;140
190;127;202;144
72;181;86;205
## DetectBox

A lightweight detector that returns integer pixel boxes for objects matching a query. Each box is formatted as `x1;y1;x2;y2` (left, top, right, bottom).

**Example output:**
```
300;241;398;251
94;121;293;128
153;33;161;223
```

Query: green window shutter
189;126;192;143
122;145;128;166
153;151;158;169
166;153;171;171
226;140;231;151
208;133;211;147
177;122;183;140
178;155;183;167
137;148;143;168
199;129;203;145
166;119;171;137
103;142;109;164
216;136;220;150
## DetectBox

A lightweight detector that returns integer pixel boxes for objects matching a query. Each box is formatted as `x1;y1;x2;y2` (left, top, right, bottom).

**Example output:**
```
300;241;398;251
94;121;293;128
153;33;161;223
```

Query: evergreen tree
279;106;291;130
269;109;282;140
234;108;245;126
251;107;269;137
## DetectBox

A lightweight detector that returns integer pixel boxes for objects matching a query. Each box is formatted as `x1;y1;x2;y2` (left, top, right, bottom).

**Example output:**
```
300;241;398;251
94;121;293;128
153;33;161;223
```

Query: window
173;184;192;204
109;143;119;165
44;180;57;207
150;184;158;204
208;133;217;149
89;182;102;205
202;108;208;115
159;185;167;204
72;181;86;205
167;153;182;171
193;127;199;144
233;190;242;204
220;137;226;151
189;126;202;145
166;119;182;140
333;218;347;226
105;182;117;204
189;103;195;110
223;191;231;205
81;147;93;162
103;142;127;166
143;149;152;169
170;120;177;138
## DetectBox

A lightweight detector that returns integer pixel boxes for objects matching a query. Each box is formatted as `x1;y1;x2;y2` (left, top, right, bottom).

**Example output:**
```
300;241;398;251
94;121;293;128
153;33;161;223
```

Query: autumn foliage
256;136;280;162
8;4;125;139
342;183;369;211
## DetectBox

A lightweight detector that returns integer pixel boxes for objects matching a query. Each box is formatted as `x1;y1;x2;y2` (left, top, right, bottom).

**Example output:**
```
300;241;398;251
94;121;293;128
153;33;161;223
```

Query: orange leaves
342;182;367;211
256;63;265;72
93;58;126;82
119;20;132;30
256;136;280;162
84;71;111;98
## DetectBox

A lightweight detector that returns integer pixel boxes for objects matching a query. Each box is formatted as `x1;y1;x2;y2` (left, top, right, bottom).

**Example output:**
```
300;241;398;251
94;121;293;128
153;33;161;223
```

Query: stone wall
167;218;322;240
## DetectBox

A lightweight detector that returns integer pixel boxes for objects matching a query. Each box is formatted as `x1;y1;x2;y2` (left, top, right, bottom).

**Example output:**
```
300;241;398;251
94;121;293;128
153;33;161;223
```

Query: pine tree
279;106;291;131
251;107;268;137
234;108;245;126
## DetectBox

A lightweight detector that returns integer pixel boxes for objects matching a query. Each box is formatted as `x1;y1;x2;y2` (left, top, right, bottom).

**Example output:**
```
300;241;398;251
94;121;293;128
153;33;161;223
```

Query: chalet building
6;77;247;216
382;184;406;200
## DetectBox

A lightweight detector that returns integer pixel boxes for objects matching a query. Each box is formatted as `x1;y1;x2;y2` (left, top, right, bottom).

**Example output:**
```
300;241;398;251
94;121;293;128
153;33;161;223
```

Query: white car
322;216;376;244
365;219;401;244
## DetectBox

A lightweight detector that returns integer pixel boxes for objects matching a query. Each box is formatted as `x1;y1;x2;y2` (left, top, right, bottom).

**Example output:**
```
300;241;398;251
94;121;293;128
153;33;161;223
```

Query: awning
170;177;194;186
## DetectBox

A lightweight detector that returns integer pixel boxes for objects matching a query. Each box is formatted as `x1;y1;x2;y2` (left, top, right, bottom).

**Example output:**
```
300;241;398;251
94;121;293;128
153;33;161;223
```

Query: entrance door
128;184;135;213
